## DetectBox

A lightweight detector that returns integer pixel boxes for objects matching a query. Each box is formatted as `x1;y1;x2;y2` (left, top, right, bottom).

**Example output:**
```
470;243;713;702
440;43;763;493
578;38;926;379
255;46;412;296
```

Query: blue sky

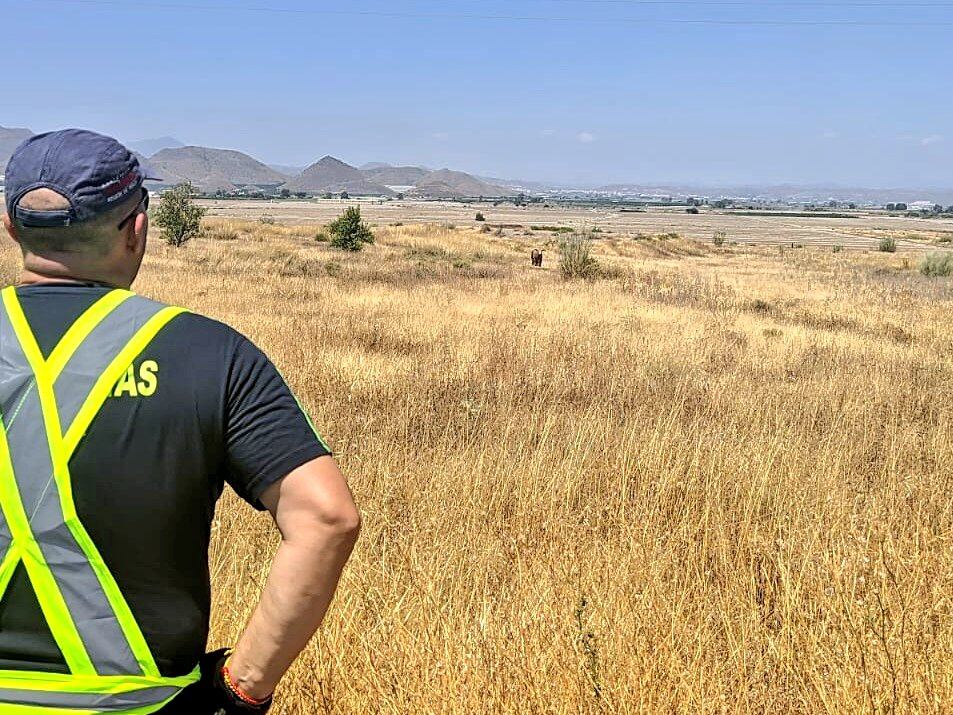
2;0;951;187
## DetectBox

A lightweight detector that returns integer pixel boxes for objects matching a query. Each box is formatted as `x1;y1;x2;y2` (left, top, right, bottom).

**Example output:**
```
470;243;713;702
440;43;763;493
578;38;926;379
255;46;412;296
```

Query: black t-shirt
0;284;330;676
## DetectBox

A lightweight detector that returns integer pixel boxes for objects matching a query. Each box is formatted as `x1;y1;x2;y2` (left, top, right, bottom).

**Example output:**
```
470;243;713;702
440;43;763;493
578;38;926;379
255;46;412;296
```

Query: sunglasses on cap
117;189;150;230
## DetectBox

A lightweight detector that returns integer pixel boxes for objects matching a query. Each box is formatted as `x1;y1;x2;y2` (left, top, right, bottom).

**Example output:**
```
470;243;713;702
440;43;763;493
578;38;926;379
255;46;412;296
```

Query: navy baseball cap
4;129;160;228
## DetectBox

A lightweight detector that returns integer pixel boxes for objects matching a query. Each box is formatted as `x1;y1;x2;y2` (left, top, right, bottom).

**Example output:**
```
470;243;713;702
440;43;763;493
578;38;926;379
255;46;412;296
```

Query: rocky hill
284;156;394;196
409;169;515;198
147;146;287;192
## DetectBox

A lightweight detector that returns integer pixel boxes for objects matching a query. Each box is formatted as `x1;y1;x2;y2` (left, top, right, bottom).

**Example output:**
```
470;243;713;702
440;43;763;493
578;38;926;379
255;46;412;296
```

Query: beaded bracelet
222;658;272;707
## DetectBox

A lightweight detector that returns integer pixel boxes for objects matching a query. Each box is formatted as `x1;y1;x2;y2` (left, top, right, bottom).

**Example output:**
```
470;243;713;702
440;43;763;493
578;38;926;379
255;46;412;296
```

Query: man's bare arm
225;455;360;700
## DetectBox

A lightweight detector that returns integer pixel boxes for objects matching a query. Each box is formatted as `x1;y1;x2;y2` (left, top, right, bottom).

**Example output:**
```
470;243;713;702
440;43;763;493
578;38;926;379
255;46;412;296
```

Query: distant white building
910;200;938;212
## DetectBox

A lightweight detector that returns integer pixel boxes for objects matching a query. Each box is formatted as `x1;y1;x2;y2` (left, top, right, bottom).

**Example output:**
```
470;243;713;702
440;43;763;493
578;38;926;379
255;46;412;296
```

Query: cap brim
138;158;163;183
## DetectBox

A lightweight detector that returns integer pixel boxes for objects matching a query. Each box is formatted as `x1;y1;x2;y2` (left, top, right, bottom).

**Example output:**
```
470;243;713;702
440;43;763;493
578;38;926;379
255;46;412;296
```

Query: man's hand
224;456;360;700
178;649;272;714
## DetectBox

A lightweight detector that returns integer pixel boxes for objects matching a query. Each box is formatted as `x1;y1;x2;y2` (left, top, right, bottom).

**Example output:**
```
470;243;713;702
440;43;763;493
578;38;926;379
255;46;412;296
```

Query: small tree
153;182;206;247
879;236;897;253
328;206;374;251
279;188;291;198
475;212;486;221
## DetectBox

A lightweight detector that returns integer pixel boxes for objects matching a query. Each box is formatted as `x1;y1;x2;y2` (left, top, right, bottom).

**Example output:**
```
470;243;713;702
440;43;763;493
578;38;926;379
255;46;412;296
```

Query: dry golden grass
5;217;952;713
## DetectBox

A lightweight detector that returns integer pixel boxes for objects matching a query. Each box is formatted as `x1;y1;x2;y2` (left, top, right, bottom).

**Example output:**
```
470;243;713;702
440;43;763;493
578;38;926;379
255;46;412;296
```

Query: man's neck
19;256;125;289
19;274;116;288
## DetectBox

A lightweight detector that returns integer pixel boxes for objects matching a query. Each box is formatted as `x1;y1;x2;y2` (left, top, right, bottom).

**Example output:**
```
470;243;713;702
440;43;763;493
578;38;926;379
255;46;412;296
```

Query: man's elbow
272;457;361;548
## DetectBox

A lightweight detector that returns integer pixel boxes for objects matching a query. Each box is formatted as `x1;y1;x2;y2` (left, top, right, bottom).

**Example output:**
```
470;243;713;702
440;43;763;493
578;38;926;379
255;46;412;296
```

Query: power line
31;0;953;25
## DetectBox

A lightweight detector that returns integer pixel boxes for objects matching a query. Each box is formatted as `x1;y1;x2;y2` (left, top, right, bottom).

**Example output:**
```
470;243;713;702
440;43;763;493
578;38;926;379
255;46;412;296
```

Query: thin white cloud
822;130;839;140
921;134;944;146
432;132;449;142
577;131;595;144
540;129;557;137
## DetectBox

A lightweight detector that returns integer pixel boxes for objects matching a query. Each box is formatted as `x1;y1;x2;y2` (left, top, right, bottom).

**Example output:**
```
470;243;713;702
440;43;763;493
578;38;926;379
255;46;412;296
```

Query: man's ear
128;210;148;252
2;213;21;244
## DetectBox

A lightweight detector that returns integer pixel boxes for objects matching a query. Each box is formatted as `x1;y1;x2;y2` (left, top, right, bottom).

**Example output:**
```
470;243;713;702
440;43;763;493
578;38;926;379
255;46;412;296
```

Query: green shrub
328;206;374;251
559;234;600;280
713;231;727;247
879;236;897;253
153;183;206;247
475;212;486;222
258;215;276;225
833;244;843;253
920;252;953;277
314;230;329;243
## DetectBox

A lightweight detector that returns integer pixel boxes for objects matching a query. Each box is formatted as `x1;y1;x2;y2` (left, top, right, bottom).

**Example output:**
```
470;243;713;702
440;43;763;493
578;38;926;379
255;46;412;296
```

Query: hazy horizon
3;0;951;189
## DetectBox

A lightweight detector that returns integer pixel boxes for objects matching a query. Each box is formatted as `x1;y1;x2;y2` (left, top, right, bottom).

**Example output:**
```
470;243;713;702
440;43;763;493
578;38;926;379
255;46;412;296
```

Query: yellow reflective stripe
0;664;200;690
0;424;94;676
0;704;97;714
6;704;176;715
46;290;133;382
1;289;47;382
0;543;20;599
0;702;171;715
1;291;96;676
59;306;188;678
63;307;187;456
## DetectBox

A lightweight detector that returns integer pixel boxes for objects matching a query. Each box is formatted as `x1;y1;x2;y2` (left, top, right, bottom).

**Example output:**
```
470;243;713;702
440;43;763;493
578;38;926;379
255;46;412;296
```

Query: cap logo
101;169;140;202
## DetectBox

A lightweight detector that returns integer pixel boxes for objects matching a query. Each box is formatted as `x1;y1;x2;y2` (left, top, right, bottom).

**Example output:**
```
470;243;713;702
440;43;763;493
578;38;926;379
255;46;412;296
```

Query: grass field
4;214;952;713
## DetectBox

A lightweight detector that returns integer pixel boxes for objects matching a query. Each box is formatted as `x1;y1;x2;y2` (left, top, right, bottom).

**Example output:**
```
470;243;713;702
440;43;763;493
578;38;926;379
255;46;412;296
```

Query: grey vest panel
0;294;173;677
0;509;11;584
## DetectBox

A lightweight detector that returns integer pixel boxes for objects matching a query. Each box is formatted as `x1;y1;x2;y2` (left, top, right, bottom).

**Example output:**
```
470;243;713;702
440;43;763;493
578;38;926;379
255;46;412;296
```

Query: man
0;128;360;713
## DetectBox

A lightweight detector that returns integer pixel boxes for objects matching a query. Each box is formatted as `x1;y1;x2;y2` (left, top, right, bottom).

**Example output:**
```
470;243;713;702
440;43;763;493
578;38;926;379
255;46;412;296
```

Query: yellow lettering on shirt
112;361;160;398
113;364;139;398
137;360;158;397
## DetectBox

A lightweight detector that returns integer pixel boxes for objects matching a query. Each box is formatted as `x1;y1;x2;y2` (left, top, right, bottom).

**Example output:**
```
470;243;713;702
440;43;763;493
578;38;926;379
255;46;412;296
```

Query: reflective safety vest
0;286;200;713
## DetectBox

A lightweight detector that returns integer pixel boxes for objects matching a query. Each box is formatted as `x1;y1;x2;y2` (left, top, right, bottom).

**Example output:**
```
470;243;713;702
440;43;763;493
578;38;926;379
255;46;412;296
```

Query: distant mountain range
0;128;515;198
133;137;514;198
2;126;952;204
